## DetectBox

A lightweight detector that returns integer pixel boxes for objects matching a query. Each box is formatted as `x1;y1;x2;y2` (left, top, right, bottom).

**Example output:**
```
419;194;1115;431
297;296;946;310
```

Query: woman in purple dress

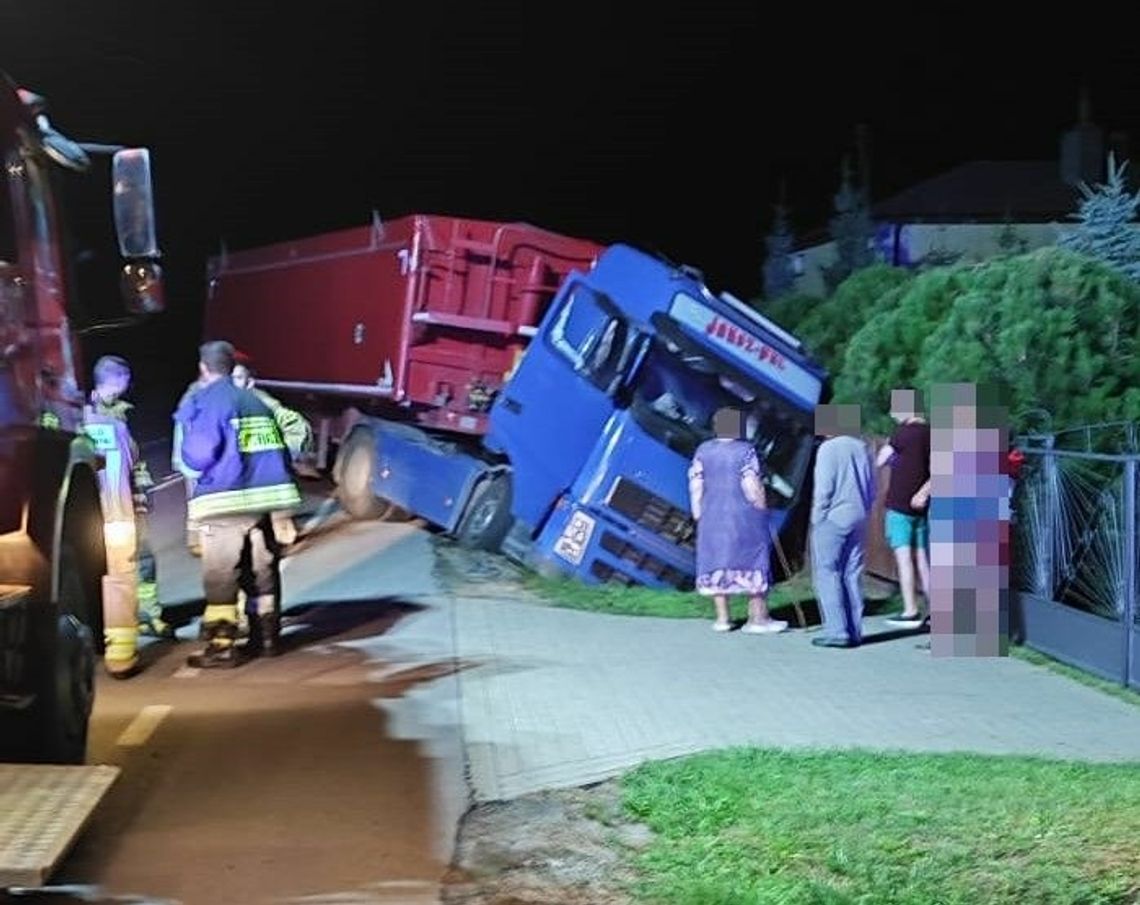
688;407;788;634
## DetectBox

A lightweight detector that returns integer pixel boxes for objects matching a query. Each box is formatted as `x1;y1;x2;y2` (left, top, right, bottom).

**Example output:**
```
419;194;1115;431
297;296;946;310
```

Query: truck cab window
547;282;629;392
628;338;814;507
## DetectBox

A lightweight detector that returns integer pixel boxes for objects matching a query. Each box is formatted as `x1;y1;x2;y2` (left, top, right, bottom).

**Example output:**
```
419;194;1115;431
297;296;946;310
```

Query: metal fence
1014;426;1140;689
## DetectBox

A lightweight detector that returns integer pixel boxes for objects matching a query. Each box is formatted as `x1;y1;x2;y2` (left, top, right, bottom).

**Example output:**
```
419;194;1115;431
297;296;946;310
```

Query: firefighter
83;355;174;678
229;353;311;637
176;340;301;668
231;352;313;547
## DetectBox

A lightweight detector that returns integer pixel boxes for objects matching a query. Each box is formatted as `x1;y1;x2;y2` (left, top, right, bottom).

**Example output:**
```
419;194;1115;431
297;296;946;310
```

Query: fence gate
1014;427;1140;689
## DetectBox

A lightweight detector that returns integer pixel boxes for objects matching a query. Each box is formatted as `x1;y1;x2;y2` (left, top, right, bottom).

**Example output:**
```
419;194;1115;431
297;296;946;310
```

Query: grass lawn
520;569;900;625
1010;647;1140;709
619;748;1140;905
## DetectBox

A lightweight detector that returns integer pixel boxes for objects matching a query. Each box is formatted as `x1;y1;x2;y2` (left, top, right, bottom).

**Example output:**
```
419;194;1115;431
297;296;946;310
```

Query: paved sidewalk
428;596;1140;802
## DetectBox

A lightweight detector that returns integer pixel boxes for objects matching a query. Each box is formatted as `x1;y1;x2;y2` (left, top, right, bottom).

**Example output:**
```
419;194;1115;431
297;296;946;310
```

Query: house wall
793;222;1071;297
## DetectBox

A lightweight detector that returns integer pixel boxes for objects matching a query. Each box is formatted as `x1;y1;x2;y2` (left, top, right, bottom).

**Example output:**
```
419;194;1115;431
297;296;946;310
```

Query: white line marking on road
172;666;201;679
116;704;172;747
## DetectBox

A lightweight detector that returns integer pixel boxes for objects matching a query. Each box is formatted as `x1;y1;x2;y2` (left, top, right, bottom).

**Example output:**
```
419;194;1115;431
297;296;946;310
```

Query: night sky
3;5;1139;418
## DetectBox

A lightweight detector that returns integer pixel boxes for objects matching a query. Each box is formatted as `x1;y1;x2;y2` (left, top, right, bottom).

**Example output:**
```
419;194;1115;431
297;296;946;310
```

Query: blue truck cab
484;244;826;587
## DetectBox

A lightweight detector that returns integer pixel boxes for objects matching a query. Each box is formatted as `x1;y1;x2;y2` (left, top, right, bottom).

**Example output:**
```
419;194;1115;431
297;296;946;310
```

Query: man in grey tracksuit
810;404;877;648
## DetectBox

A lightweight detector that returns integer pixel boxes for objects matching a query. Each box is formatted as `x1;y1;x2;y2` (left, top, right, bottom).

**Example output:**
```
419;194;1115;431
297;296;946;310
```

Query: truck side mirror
112;148;160;260
112;148;165;313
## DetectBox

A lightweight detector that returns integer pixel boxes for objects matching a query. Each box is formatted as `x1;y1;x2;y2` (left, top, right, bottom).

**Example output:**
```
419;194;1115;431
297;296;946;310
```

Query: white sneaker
712;620;732;633
741;619;788;634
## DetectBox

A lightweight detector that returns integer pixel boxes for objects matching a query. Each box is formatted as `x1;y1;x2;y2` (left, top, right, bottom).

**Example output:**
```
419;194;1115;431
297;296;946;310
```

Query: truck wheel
37;545;96;764
456;473;513;552
336;428;394;520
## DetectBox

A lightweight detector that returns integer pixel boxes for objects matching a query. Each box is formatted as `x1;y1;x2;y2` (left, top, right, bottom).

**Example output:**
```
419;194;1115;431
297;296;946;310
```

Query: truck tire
336;428;394;520
456;473;513;552
36;544;96;764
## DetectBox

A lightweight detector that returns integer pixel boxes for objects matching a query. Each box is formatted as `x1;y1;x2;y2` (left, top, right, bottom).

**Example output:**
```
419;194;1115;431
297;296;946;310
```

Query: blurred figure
810;404;876;648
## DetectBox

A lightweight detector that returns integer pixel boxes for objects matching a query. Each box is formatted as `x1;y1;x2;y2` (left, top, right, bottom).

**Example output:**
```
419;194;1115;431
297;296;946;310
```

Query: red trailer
204;214;602;453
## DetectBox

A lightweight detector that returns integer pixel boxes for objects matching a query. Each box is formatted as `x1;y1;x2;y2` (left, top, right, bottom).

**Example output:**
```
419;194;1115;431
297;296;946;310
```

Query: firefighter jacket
251;388;312;459
175;378;301;521
83;394;153;518
171;379;205;478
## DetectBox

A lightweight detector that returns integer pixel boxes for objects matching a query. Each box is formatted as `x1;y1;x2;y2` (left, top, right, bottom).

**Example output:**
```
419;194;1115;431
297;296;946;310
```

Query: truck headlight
553;511;596;566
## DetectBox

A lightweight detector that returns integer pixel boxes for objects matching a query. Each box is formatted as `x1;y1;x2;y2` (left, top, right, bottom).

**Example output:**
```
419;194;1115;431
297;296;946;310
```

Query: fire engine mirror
112;148;160;260
120;259;166;314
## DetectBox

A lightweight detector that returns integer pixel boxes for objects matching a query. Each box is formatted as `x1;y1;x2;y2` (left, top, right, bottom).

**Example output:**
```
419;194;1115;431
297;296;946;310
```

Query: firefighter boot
187;605;246;669
102;575;140;678
104;626;140;679
200;590;250;641
136;580;175;640
245;595;281;658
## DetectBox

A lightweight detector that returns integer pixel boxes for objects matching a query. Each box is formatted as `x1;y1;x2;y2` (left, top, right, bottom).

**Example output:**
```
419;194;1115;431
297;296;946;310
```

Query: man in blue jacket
175;340;302;668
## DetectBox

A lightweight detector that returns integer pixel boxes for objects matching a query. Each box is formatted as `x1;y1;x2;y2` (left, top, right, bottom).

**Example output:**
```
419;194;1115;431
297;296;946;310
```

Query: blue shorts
885;509;929;550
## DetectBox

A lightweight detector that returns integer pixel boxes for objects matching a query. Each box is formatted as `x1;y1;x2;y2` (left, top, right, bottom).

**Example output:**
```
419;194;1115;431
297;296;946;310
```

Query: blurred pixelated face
814;403;861;437
890;388;921;422
713;407;743;439
232;364;253;390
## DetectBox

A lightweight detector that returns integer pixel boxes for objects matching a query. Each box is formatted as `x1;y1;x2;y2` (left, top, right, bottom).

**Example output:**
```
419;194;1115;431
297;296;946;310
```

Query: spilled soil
441;780;648;905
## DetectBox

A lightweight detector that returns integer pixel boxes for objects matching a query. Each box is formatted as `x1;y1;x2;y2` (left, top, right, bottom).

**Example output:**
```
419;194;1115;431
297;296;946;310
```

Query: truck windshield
628;337;814;505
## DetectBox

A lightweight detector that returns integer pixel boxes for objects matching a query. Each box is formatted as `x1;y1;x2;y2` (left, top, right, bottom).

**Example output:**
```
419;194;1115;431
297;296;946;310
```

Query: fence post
1042;436;1056;599
1124;458;1137;688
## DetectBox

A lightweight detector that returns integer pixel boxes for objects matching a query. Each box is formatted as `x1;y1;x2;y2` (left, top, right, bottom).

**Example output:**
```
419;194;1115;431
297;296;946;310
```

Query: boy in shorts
877;389;931;628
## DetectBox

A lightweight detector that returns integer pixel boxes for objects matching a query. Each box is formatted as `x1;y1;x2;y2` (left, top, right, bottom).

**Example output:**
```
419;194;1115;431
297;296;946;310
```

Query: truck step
0;764;120;888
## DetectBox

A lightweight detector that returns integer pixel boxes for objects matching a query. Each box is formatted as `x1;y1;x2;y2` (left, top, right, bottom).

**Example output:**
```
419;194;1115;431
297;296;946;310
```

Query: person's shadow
765;596;929;644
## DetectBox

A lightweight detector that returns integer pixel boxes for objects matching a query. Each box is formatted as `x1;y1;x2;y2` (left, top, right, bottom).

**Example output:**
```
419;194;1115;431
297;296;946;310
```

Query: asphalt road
5;476;463;905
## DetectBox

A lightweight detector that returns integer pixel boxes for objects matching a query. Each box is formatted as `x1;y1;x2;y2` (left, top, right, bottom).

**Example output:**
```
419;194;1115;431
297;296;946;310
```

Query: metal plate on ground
0;764;120;888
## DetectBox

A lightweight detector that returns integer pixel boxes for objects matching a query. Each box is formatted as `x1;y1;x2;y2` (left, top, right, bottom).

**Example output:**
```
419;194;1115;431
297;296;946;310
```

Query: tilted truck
203;214;827;589
0;71;164;888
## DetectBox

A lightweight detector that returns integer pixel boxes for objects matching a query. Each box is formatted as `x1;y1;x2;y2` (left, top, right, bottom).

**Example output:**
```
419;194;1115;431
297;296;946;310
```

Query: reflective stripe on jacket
175;378;301;521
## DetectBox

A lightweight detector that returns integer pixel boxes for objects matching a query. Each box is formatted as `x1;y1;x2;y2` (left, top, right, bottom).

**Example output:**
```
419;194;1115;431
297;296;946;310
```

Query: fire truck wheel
37;546;96;764
456;473;513;552
336;428;394;521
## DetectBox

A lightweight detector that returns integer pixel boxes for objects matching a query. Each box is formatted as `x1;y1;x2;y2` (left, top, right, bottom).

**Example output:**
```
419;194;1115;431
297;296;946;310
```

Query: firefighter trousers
135;511;162;625
200;513;282;619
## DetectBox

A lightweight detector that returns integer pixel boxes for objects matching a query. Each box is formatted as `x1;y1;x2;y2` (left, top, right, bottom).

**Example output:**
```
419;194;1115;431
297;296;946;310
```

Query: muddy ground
440;779;648;905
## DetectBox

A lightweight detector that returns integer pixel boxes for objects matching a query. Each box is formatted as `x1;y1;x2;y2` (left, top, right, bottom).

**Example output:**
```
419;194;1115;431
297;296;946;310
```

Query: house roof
870;160;1081;223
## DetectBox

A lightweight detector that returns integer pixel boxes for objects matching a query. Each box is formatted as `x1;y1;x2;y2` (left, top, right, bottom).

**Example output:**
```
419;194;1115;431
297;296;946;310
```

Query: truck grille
593;531;691;590
606;478;695;550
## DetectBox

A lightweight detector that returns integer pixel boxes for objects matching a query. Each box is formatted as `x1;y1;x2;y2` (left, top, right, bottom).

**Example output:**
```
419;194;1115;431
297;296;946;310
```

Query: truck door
488;279;634;529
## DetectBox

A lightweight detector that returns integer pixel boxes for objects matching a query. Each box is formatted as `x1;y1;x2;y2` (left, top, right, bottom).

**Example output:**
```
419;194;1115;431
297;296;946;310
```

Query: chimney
1060;87;1105;186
